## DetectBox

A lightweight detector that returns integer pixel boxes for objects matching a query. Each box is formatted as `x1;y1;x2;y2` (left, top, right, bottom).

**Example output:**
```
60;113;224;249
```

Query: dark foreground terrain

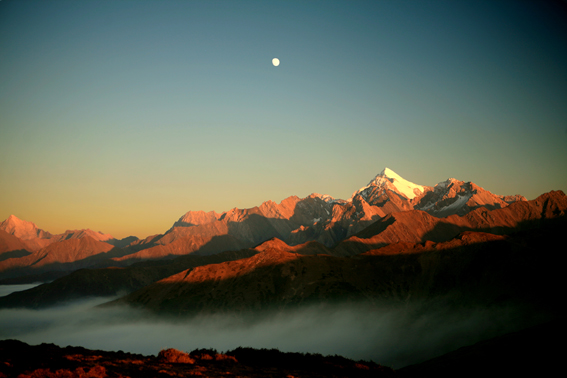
0;319;560;378
0;340;394;378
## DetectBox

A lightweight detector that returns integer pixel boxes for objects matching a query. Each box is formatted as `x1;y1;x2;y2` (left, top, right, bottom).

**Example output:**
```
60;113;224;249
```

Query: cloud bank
0;295;542;368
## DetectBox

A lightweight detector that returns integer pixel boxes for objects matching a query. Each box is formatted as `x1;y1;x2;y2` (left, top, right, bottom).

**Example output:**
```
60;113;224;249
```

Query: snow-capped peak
353;167;426;200
379;167;400;179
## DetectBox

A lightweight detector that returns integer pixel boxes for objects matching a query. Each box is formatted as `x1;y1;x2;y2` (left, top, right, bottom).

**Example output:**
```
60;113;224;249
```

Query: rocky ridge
118;168;525;262
0;168;532;279
104;190;566;315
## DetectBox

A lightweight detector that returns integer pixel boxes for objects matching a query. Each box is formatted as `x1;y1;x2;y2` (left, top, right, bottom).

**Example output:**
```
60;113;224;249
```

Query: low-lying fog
0;283;43;297
0;290;546;368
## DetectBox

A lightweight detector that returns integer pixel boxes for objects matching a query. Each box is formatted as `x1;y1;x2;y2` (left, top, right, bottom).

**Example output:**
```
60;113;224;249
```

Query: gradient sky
1;0;566;239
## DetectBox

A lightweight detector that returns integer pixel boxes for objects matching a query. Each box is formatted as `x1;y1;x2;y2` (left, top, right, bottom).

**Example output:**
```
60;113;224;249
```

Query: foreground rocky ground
0;340;395;378
1;319;559;377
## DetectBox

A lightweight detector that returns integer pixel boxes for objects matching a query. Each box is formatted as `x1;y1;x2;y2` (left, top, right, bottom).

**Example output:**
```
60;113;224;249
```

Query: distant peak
0;214;51;240
309;193;337;203
254;237;290;252
369;167;408;186
377;167;405;181
6;214;24;223
435;178;463;189
3;214;33;226
353;167;426;200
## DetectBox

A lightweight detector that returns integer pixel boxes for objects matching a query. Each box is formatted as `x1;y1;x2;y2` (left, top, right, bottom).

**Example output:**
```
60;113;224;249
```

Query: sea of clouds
0;284;538;369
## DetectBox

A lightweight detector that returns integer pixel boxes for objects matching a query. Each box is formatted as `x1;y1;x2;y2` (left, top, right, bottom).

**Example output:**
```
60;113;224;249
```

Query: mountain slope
0;249;258;309
116;168;526;263
335;190;566;256
0;215;141;279
110;214;565;317
0;236;115;279
104;190;566;316
415;178;526;217
0;230;32;262
0;215;53;252
49;229;115;243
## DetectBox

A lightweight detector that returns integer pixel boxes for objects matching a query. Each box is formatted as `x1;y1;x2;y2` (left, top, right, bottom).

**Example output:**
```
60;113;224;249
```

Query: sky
1;0;566;239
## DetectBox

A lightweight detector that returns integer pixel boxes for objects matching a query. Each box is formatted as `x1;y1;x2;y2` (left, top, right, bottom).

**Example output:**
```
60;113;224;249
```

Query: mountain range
1;166;565;374
0;168;564;315
0;168;532;278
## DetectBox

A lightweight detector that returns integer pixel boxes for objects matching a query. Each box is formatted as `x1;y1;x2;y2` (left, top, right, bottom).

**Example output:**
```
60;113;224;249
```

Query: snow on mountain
0;167;530;272
154;167;528;258
353;167;427;200
414;177;525;217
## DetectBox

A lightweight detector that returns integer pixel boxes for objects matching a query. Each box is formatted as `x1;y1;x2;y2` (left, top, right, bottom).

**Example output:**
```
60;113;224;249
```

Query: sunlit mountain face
1;0;566;376
0;167;534;279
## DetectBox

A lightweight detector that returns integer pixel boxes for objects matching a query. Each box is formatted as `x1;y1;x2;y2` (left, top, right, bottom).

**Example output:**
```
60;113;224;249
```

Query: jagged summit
173;210;221;228
0;169;543;282
435;178;460;189
309;193;340;204
5;214;28;226
52;229;115;243
0;215;51;240
353;167;427;200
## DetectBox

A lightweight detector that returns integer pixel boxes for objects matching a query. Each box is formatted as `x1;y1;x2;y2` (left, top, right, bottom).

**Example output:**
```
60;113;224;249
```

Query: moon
272;58;280;67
